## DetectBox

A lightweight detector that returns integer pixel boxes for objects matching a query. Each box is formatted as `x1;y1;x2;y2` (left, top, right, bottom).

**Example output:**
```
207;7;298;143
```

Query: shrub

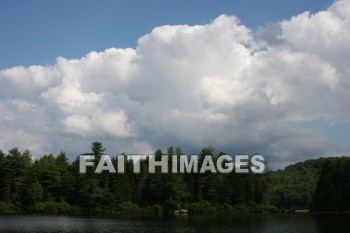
0;202;15;213
117;202;141;214
35;201;72;213
142;204;163;215
184;200;217;214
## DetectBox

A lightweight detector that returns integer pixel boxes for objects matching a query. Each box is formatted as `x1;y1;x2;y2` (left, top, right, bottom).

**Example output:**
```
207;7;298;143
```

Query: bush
184;200;217;214
142;204;163;215
117;202;141;214
0;202;15;213
35;201;72;213
248;204;279;213
218;204;236;213
233;204;249;213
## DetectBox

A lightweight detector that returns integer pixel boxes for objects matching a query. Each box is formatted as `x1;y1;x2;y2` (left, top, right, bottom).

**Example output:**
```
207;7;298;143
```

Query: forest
0;141;349;214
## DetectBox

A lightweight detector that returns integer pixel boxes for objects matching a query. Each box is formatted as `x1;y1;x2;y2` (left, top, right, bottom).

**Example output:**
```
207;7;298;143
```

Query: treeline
1;142;349;214
0;142;271;215
265;159;323;209
266;157;350;212
311;157;350;212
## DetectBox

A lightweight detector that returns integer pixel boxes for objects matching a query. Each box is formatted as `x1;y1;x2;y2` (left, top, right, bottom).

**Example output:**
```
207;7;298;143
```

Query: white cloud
1;1;350;168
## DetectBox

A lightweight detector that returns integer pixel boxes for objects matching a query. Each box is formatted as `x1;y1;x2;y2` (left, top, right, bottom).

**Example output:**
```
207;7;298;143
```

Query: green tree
2;148;32;209
32;154;61;201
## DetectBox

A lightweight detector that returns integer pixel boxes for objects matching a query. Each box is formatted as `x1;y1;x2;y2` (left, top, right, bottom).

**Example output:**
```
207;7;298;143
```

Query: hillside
266;157;350;210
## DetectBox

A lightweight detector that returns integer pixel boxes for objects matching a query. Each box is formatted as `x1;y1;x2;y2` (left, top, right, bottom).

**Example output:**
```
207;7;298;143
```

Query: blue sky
0;0;332;69
0;0;349;169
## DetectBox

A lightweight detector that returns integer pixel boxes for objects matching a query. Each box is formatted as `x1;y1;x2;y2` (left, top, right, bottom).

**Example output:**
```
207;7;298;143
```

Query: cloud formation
1;0;350;168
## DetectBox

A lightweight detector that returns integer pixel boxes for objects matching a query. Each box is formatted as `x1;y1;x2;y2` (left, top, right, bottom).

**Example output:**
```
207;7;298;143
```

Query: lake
0;214;349;233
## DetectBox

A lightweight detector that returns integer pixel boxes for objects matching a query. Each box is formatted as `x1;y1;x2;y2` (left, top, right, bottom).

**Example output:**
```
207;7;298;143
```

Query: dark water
0;214;349;233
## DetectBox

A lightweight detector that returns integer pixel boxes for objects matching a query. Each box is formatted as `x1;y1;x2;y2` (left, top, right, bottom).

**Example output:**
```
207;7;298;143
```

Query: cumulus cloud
1;0;350;168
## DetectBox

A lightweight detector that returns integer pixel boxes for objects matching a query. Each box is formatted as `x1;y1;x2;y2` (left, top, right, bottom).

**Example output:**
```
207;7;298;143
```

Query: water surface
0;214;349;233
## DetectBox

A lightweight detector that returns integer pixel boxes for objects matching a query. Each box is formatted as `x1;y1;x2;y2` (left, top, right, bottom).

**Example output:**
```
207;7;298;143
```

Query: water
0;214;349;233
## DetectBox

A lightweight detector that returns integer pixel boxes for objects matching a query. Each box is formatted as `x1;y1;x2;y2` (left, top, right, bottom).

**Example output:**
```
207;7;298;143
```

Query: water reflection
0;214;349;233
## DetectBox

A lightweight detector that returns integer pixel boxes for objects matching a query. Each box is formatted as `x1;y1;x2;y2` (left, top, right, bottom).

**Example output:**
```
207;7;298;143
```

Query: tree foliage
0;143;347;214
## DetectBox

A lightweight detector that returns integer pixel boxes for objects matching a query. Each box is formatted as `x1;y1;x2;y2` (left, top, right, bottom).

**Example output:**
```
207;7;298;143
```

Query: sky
0;0;349;169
